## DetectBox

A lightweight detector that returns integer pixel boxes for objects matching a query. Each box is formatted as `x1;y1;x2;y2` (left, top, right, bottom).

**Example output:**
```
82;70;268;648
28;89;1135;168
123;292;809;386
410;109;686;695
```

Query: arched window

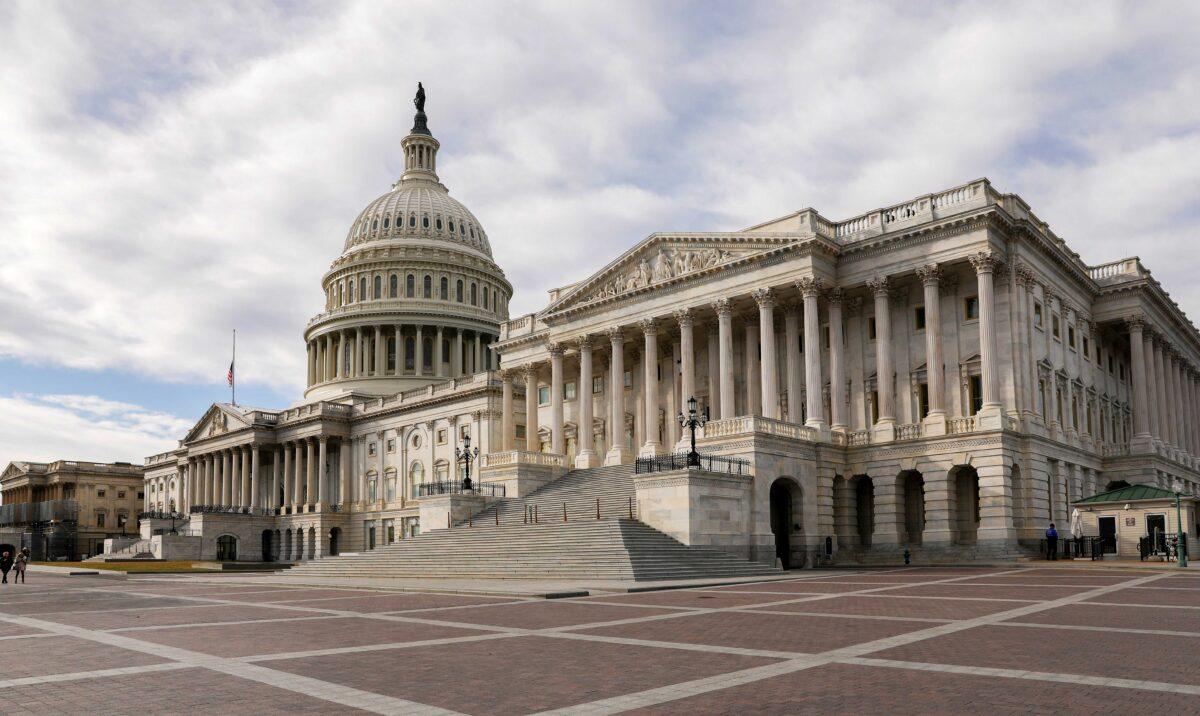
456;279;463;302
409;214;416;228
482;287;489;309
373;275;382;299
348;281;355;302
492;290;498;311
422;215;429;229
406;275;415;298
460;222;466;235
423;336;433;371
359;277;367;301
410;462;425;485
405;337;415;370
371;218;378;231
470;282;478;306
440;277;448;300
435;217;443;231
387;336;397;372
383;216;390;229
423;275;432;298
448;220;455;233
389;274;398;298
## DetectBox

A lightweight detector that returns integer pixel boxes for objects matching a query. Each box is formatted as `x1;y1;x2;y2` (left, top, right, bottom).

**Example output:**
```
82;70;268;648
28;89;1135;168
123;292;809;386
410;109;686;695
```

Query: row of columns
185;438;350;513
306;325;495;387
1127;318;1200;460
497;253;1005;459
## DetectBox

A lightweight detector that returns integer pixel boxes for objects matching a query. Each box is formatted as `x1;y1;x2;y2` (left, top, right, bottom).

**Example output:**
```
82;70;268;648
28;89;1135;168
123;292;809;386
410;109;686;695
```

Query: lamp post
1175;485;1188;568
677;396;709;468
455;434;479;491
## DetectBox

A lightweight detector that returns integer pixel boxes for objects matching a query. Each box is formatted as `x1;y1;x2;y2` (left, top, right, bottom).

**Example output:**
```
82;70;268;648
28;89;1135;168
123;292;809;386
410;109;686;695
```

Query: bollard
628;496;633;519
534;504;538;523
524;506;528;524
563;501;568;522
495;508;499;526
596;497;601;519
468;510;472;527
447;511;451;529
903;547;911;565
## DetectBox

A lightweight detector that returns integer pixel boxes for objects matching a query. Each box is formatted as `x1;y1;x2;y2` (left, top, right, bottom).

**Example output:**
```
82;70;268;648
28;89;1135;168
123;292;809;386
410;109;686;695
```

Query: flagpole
232;329;237;406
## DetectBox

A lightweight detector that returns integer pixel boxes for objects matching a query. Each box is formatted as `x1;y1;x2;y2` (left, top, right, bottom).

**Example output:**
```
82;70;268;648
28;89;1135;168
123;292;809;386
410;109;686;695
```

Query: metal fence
417;481;506;498
0;500;79;527
1039;536;1104;560
634;452;750;475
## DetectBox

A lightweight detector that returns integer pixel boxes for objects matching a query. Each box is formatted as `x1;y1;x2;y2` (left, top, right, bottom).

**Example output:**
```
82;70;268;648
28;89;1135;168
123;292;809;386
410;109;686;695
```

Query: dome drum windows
373;275;382;300
409;215;416;228
389;274;398;298
456;279;464;303
440;277;448;300
423;275;432;298
359;277;367;301
435;217;443;231
406;274;415;298
422;215;430;229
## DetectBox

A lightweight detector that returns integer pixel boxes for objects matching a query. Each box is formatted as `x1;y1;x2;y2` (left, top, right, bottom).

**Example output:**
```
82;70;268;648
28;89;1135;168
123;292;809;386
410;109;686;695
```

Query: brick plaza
2;567;1199;714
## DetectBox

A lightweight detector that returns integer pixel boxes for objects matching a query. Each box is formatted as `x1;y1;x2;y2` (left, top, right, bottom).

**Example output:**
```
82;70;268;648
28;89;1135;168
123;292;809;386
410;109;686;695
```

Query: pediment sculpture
586;246;753;303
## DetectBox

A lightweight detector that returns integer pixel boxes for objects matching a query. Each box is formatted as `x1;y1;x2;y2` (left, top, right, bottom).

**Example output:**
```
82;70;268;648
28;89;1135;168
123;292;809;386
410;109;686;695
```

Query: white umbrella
1070;508;1084;539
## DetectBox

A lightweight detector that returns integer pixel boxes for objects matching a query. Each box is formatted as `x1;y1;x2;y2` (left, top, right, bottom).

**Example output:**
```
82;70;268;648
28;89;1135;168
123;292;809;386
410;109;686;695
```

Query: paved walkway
3;566;1200;713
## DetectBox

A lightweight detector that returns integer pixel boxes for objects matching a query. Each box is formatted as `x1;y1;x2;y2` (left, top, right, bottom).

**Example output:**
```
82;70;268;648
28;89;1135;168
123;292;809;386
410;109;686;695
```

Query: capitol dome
302;84;511;402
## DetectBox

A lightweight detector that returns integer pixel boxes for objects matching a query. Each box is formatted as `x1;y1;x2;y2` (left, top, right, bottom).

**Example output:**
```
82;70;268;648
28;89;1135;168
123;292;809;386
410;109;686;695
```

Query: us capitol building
133;88;1200;570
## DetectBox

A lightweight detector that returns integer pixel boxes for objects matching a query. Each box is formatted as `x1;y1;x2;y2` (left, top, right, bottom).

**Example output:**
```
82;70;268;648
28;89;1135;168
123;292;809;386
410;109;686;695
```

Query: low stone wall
418;494;489;531
480;461;565;497
635;468;754;560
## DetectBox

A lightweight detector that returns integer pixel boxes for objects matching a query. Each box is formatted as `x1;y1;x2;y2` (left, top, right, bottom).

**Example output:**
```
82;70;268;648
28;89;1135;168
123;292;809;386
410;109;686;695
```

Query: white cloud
0;394;190;469
1;0;1198;403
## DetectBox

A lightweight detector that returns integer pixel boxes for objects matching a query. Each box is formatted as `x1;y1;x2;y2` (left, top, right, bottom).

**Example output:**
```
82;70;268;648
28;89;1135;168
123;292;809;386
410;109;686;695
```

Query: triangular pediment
183;404;251;444
544;233;804;316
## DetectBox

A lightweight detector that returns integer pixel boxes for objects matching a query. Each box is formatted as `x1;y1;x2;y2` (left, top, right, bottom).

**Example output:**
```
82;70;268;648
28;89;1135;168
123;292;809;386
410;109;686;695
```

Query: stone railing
947;416;976;435
830;431;848;447
277;401;353;424
896;423;922;441
703;416;815;441
305;299;500;328
847;430;871;446
480;450;566;469
1089;258;1143;282
1102;443;1130;457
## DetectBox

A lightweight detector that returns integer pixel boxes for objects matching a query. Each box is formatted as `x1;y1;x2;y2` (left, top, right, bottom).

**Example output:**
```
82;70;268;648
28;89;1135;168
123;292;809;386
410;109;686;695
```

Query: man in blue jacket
1046;523;1059;560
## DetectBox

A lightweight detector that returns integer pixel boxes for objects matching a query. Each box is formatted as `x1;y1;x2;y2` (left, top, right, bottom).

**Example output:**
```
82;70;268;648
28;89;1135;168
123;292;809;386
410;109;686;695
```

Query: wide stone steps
464;464;638;526
286;518;778;580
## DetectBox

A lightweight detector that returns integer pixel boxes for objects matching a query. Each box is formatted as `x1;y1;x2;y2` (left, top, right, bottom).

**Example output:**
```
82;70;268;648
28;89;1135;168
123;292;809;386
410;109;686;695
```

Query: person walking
0;551;12;584
13;548;28;584
1046;522;1059;561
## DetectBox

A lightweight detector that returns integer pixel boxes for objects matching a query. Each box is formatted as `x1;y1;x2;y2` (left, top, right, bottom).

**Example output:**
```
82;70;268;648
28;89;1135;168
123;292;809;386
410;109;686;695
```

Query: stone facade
129;97;1200;568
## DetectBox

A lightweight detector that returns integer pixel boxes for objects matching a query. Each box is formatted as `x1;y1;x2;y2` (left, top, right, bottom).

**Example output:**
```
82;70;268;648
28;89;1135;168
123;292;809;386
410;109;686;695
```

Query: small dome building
303;88;511;400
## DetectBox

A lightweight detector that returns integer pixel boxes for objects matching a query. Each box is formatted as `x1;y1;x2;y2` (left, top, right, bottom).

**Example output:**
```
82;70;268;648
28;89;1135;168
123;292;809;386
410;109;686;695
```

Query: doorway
260;530;273;562
1147;514;1167;552
329;527;341;556
215;535;237;561
1098;516;1117;554
769;478;804;569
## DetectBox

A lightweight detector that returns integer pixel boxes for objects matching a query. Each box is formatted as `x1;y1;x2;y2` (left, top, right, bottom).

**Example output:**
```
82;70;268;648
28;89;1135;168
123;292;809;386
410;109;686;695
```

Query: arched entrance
1106;480;1130;492
951;465;980;544
329;527;341;557
261;530;273;562
283;529;292;561
307;527;316;559
769;478;805;568
215;534;238;561
854;475;875;548
900;471;925;545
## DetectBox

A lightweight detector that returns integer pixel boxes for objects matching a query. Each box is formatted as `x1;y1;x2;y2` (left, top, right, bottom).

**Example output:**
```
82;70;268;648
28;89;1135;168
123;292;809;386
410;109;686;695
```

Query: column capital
794;277;823;298
751;287;775;308
969;251;1003;274
1014;263;1037;288
710;297;733;317
672;307;694;327
916;263;942;285
498;367;518;382
638;317;659;335
573;335;593;351
606;326;625;343
866;275;889;296
844;296;864;317
522;362;539;380
548;342;565;357
824;287;845;305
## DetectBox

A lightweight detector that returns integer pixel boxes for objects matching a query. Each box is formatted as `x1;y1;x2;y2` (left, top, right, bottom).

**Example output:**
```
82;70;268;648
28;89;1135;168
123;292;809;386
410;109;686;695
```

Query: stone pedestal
872;421;896;443
418;494;488;532
574;451;601;469
921;412;947;437
975;405;1005;431
634;468;753;560
480;458;566;498
604;445;633;466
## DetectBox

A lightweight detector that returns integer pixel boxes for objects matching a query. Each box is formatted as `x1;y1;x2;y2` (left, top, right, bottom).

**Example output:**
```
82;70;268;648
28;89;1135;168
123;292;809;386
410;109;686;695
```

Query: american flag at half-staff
228;329;236;405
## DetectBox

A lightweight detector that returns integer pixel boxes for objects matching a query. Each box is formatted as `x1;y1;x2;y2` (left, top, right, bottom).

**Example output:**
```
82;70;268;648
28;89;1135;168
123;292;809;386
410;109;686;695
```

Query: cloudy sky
1;0;1198;468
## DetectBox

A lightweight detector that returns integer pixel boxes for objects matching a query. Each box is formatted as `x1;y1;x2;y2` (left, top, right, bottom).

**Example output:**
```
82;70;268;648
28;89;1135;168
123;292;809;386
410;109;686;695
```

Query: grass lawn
32;561;223;573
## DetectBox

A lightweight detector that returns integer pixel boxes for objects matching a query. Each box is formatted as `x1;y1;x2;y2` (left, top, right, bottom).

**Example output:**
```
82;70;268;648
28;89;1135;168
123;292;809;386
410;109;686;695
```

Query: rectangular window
1052;315;1061;339
1038;380;1047;415
822;325;830;348
1033;302;1043;327
969;375;983;415
460;425;470;440
798;332;805;352
97;489;106;498
963;296;979;321
918;382;930;419
95;512;106;528
913;306;926;331
870;391;879;424
117;513;128;528
137;491;144;500
867;317;877;340
1071;397;1079;430
1119;364;1126;381
1068;326;1076;349
437;429;447;445
117;491;125;499
1108;355;1114;374
1082;337;1090;358
623;371;633;388
564;381;577;400
368;442;377;456
515;425;526;439
538;386;550;405
386;438;396;453
592;376;604;394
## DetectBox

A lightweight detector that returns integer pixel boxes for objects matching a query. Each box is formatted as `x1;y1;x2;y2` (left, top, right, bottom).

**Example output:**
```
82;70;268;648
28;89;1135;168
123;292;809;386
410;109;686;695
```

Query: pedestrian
0;551;11;584
13;548;28;584
1046;522;1059;561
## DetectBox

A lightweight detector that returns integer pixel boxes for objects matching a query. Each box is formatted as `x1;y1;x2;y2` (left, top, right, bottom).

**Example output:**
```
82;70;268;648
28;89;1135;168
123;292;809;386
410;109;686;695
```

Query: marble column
784;303;801;424
713;298;735;419
676;309;695;408
745;321;761;417
475;333;483;373
707;328;720;419
524;364;540;452
338;440;350;506
576;338;599;467
454;330;464;377
228;447;240;508
374;326;384;376
317;437;328;508
272;447;282;510
606;327;631;465
868;276;895;438
640;319;662;455
415;325;424;377
293;441;304;508
549;344;565;454
970;252;1003;419
242;446;253;508
305;438;316;510
796;278;824;429
501;369;515;451
282;442;293;511
1167;349;1181;451
205;454;214;505
918;264;947;434
306;342;314;386
752;289;779;420
828;289;847;431
436;326;445;377
1153;335;1169;448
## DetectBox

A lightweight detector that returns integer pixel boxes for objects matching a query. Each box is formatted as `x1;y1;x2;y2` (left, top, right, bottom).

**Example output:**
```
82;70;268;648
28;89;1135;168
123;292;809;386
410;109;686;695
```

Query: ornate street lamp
1175;483;1188;568
455;434;480;491
677;396;709;468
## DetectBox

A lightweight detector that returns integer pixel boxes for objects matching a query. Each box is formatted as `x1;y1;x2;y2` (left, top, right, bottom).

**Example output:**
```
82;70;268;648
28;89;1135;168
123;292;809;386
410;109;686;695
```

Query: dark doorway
216;535;237;561
1147;514;1167;552
261;530;273;562
855;476;875;547
770;480;800;568
1098;517;1117;554
329;527;341;557
1105;480;1130;492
